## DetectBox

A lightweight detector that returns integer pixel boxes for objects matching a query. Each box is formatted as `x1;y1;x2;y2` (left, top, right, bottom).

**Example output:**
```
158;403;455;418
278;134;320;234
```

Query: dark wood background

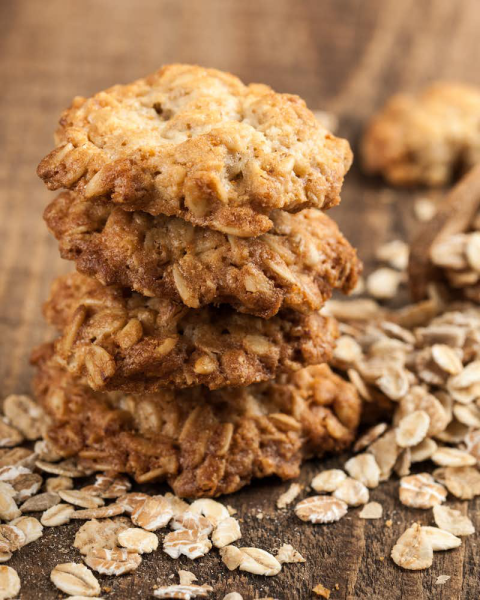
2;1;480;598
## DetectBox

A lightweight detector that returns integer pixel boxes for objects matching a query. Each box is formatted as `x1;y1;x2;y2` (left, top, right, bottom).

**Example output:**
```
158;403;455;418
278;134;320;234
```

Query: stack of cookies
33;65;362;497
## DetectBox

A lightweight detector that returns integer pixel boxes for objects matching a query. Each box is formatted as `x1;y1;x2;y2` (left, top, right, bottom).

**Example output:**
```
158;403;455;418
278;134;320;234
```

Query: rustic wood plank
1;0;480;598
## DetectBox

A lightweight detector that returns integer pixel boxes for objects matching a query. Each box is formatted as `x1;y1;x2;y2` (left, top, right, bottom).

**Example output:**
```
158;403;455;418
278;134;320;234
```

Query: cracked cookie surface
38;64;352;237
44;273;338;392
44;192;360;318
362;82;480;187
32;344;361;498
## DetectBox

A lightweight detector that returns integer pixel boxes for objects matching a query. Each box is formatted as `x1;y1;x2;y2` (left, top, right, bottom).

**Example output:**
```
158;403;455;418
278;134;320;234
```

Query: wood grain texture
1;0;480;598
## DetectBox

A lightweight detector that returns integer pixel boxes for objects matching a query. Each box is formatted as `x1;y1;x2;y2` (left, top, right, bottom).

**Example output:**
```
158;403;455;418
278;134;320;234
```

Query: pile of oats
321;293;480;573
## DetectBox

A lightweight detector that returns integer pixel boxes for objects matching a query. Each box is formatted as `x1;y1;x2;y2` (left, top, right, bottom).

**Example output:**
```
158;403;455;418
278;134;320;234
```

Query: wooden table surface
2;1;480;598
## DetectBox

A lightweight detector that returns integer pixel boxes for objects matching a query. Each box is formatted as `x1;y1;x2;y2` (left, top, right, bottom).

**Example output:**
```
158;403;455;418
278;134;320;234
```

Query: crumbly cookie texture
37;64;352;237
43;273;338;392
361;82;480;187
44;192;360;318
31;344;361;498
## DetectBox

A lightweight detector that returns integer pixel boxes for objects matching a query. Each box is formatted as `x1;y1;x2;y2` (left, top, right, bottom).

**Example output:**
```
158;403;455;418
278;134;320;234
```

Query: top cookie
362;82;480;187
37;64;353;237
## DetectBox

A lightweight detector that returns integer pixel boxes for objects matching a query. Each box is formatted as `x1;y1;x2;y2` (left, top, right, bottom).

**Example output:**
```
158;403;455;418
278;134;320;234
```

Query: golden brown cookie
37;64;352;237
31;343;361;498
44;273;338;392
44;192;360;318
362;82;480;187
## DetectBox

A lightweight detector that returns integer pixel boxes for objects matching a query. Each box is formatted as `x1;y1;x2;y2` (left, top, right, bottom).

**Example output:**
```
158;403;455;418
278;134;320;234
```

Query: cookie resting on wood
43;273;338;392
44;192;360;318
37;64;352;237
31;343;361;498
361;82;480;187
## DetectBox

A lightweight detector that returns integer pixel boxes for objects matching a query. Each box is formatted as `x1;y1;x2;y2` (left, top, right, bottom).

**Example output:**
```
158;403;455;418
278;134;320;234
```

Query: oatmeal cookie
362;82;480;187
44;273;338;392
31;344;361;498
37;64;352;237
44;192;360;318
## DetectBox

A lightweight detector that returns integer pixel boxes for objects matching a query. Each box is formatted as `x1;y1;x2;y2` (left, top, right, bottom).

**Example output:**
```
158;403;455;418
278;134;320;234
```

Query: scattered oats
0;421;23;448
85;547;141;576
9;473;41;503
367;268;403;300
0;465;30;483
0;566;20;599
465;429;480;462
81;474;131;499
323;299;381;321
256;512;263;520
359;502;383;519
276;483;303;508
422;526;461;551
347;369;372;400
376;365;410;400
45;476;73;493
223;594;243;600
295;496;348;524
34;439;62;462
0;525;25;552
433;505;474;536
376;239;410;270
219;546;281;576
436;421;470;446
0;553;11;564
431;447;476;467
58;490;104;509
189;499;229;526
453;403;480;428
117;492;150;514
74;518;130;555
154;584;213;599
275;543;305;564
9;516;42;545
399;473;446;509
41;503;75;527
21;492;60;513
0;484;14;500
118;527;158;554
391;523;433;570
433;466;480;499
131;496;173;531
163;529;212;560
0;490;20;522
0;448;36;470
333;478;369;506
178;570;197;585
332;335;363;366
71;504;125;520
410;438;438;463
431;345;463;375
172;512;213;538
466;232;480;272
344;454;380;488
50;563;100;597
311;469;346;493
212;517;241;548
312;582;331;599
394;448;412;477
395;411;430;448
353;423;388;453
414;197;437;222
436;575;451;585
2;395;44;441
35;459;86;478
226;505;237;516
